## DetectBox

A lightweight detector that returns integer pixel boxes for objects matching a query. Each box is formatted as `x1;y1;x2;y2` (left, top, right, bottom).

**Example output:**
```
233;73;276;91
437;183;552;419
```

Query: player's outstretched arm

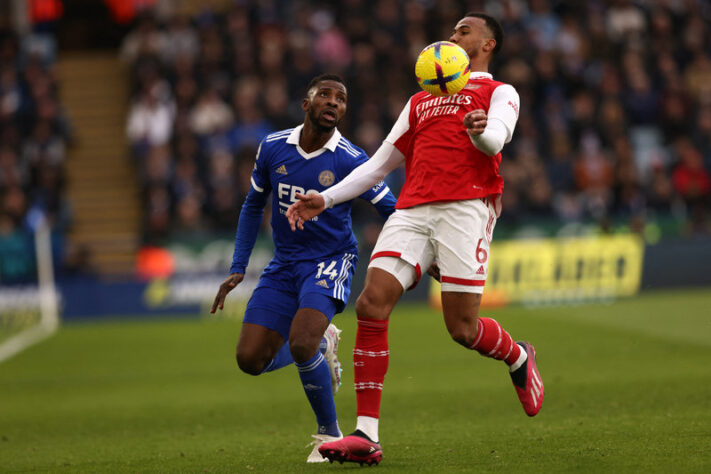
465;85;520;156
286;192;326;231
210;273;244;313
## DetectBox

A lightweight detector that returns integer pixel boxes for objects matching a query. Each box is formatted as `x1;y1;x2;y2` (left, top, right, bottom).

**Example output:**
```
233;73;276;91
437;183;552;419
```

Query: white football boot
322;323;343;394
306;433;343;463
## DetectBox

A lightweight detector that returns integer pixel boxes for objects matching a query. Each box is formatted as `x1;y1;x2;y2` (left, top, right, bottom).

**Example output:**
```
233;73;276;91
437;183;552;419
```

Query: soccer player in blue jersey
210;74;396;462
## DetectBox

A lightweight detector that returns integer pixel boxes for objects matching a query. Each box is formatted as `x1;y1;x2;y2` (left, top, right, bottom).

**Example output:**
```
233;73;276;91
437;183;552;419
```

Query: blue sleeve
345;148;397;221
229;142;271;274
364;183;397;220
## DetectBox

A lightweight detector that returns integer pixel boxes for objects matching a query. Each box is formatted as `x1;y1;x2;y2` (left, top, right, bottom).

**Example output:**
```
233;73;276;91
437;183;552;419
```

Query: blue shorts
243;251;358;341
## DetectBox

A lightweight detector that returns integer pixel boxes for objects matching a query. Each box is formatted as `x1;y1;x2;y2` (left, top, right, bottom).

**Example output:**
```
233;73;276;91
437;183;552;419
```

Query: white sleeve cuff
469;118;509;156
324;194;335;209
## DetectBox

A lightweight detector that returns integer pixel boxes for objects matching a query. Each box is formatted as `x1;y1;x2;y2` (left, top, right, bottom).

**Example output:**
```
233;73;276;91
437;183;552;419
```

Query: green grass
1;288;711;473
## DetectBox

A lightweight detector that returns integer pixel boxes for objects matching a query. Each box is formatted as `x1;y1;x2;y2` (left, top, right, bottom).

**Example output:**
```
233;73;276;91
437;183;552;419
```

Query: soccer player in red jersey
287;12;544;465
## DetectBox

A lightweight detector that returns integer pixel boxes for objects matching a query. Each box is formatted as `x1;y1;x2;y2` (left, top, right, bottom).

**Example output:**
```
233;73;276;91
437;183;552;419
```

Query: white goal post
0;217;60;363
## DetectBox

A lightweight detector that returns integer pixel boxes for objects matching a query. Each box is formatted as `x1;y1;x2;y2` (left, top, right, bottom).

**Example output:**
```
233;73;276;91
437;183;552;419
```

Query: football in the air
415;41;470;97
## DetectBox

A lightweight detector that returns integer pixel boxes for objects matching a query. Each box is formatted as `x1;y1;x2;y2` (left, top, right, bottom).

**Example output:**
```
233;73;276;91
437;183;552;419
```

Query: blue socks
260;342;293;373
261;335;329;374
259;338;340;436
296;351;340;437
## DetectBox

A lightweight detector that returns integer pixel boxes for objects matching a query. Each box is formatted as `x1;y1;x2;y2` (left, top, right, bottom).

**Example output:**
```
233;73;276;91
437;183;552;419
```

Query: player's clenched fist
286;192;326;231
210;273;244;313
463;109;487;136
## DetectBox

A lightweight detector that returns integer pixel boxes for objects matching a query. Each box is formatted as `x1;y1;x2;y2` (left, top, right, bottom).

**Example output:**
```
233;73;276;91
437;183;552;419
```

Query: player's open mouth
322;110;337;121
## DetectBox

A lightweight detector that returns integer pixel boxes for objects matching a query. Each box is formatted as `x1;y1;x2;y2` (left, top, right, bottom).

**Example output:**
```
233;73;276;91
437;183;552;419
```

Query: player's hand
210;273;244;313
286;192;326;231
463;109;487;136
427;262;441;282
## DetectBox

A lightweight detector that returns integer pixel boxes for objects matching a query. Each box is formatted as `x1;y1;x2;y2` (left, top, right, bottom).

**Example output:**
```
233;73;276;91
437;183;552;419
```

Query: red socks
353;316;519;419
469;317;521;365
353;317;389;419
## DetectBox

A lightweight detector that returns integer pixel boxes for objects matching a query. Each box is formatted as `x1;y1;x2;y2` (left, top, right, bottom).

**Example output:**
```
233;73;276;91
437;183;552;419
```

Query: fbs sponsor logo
276;165;288;175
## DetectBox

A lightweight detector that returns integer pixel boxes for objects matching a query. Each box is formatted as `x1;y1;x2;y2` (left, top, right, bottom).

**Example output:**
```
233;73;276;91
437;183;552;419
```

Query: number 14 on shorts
316;260;339;280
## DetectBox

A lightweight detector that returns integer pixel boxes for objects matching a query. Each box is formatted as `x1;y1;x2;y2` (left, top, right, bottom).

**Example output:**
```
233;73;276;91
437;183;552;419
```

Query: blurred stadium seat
0;0;709;301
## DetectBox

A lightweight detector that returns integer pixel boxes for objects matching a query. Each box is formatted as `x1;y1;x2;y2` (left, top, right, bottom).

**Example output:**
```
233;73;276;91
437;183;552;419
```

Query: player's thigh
369;207;435;291
241;284;299;355
356;265;406;320
294;251;358;314
290;255;353;361
432;198;496;294
236;321;286;363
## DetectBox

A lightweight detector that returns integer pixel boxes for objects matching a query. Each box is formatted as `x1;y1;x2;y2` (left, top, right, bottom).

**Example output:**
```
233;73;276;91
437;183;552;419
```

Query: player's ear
302;97;310;112
482;38;496;54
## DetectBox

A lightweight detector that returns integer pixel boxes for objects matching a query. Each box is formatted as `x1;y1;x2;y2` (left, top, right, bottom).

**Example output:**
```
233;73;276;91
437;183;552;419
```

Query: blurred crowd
0;23;70;281
123;0;711;243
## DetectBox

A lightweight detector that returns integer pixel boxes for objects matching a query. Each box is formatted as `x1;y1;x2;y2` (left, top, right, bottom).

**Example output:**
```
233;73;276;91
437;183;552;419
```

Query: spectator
672;138;711;233
126;81;175;157
0;23;70;282
119;13;166;64
574;133;614;219
189;87;233;137
118;0;711;242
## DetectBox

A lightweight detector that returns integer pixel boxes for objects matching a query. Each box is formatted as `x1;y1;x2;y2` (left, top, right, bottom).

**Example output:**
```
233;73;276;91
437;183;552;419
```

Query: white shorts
369;197;499;293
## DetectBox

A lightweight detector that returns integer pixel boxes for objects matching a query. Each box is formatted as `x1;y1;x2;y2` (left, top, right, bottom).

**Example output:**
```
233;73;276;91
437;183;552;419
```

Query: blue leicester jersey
230;125;396;274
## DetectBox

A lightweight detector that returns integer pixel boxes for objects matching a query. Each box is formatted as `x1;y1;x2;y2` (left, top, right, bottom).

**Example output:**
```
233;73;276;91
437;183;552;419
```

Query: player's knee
355;289;391;320
236;350;264;376
288;337;318;364
447;322;478;347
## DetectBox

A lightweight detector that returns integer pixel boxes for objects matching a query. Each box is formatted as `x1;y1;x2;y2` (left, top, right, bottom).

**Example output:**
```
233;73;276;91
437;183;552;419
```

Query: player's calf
468;317;524;366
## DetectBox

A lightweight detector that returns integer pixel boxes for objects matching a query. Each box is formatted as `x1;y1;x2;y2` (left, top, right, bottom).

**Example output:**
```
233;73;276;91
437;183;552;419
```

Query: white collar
286;124;342;159
469;71;493;80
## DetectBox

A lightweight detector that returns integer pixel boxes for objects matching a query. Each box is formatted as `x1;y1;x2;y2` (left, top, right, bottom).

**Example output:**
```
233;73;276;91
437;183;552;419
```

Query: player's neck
469;59;489;75
469;54;491;76
300;121;334;153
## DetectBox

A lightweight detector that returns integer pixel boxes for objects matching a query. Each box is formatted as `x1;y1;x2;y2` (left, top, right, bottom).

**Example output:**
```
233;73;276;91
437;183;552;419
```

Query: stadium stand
58;52;139;276
2;0;711;281
120;0;711;246
0;10;71;283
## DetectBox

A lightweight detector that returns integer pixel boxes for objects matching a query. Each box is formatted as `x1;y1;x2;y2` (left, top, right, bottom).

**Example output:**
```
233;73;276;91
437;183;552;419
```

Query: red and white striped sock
469;317;526;370
353;316;389;427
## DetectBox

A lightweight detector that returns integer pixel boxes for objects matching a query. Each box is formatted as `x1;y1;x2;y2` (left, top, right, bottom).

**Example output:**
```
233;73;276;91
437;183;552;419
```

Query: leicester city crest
319;170;335;187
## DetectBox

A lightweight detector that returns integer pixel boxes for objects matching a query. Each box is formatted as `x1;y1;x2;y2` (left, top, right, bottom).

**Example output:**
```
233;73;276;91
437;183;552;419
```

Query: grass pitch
1;288;710;473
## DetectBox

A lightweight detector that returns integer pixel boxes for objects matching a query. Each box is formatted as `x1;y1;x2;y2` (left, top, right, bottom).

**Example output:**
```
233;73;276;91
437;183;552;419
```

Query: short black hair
306;74;346;95
465;12;504;55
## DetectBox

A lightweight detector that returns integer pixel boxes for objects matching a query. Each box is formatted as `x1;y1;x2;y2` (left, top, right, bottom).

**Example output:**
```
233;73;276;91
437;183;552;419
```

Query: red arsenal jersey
385;73;520;209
